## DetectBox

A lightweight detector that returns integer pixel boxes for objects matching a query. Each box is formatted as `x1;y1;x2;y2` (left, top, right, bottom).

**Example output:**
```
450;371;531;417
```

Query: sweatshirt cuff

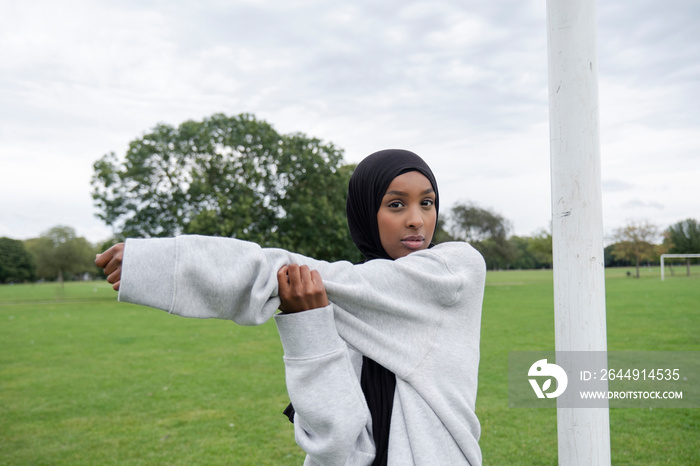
274;305;343;359
118;237;177;312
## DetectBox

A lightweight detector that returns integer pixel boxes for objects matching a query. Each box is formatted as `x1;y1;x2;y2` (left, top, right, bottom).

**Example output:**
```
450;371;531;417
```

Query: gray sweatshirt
118;235;485;465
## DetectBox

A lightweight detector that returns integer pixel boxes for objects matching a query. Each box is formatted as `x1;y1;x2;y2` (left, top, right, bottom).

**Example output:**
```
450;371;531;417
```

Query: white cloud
602;179;634;192
621;199;665;210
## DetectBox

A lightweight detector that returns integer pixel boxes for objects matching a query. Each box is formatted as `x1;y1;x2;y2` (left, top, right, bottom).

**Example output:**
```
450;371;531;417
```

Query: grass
1;267;698;465
478;267;699;465
1;283;301;465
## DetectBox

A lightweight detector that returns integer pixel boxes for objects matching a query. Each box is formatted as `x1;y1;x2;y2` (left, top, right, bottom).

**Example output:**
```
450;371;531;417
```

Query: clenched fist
277;264;329;313
95;243;125;291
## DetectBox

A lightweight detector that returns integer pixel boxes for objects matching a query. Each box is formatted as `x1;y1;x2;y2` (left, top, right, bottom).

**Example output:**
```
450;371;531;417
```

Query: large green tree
92;113;361;263
0;237;36;283
25;226;96;285
664;218;700;276
610;220;660;278
447;201;515;269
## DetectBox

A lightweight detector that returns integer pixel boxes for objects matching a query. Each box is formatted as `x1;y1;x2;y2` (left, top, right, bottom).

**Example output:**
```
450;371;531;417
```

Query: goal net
660;254;700;280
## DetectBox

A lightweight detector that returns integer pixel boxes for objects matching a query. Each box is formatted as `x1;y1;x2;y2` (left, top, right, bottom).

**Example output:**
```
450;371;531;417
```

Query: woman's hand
95;243;125;291
277;264;329;313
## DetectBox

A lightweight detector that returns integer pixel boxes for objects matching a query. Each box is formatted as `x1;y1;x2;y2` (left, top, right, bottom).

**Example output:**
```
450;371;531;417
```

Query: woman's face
377;171;437;260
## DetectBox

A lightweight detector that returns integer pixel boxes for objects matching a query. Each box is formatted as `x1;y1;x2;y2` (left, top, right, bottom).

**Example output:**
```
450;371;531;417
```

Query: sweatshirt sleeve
117;235;485;373
118;235;479;321
275;306;374;466
118;235;293;325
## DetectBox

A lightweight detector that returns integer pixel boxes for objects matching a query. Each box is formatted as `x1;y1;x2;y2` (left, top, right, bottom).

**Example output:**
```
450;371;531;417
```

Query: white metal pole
661;255;665;281
546;0;611;464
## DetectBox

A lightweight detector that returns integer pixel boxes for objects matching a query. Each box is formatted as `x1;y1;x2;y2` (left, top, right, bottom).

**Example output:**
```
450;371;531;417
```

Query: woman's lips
401;235;425;249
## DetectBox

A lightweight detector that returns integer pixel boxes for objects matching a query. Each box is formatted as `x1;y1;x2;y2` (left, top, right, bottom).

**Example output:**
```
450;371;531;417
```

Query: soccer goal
660;254;700;280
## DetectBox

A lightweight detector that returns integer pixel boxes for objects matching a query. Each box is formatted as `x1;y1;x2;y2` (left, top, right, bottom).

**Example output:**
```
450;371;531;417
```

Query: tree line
2;113;697;283
606;218;700;278
0;226;102;285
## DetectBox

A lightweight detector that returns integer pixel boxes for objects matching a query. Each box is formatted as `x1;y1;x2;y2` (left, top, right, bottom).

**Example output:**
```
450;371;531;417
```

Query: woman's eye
388;201;404;209
422;199;435;207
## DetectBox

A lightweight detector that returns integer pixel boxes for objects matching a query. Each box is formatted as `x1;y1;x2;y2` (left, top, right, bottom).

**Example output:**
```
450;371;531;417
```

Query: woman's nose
406;207;424;228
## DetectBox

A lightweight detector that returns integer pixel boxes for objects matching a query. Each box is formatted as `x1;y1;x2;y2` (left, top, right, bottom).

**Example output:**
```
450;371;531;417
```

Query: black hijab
346;149;440;261
346;149;439;465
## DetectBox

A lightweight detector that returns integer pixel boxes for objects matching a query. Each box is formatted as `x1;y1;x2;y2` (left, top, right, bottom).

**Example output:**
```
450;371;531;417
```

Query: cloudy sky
1;0;698;245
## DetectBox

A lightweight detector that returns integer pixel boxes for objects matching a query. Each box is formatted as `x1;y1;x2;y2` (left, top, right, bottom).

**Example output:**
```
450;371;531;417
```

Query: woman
96;149;486;465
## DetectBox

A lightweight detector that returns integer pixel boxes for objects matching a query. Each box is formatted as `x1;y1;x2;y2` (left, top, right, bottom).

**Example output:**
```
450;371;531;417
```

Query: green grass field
1;267;698;465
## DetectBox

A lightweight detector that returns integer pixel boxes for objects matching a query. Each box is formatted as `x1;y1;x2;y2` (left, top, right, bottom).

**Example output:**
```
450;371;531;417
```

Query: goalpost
547;0;610;464
660;254;700;281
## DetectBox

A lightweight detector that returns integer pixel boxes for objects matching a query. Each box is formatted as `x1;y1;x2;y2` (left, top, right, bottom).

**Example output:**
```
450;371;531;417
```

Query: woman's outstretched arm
96;234;484;375
98;235;293;325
